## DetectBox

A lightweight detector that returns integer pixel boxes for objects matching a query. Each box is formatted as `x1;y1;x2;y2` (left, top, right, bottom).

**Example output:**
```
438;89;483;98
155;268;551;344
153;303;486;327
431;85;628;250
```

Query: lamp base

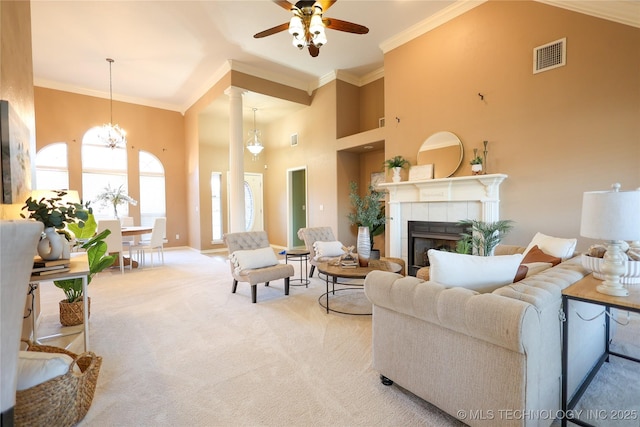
596;282;629;297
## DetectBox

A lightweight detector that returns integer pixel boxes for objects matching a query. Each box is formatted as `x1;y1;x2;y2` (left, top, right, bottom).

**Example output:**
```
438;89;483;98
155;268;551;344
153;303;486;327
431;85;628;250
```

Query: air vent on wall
290;133;298;147
533;37;566;74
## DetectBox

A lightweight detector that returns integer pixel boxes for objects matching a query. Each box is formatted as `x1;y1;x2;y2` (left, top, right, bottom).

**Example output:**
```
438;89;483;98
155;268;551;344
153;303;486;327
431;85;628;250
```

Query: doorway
288;167;307;248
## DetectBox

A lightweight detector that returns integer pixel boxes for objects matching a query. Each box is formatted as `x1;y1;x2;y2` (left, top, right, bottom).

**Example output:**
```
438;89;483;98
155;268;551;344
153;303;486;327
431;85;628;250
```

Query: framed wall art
1;100;31;204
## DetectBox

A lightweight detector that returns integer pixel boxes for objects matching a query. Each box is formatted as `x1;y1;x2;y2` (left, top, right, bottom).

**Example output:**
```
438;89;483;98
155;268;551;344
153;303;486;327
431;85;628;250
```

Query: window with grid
139;150;166;228
35;143;69;190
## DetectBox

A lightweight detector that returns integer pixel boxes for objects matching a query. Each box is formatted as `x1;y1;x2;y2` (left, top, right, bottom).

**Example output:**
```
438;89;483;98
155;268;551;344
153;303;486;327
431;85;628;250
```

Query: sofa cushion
312;240;344;260
427;249;523;293
523;232;577;260
17;351;74;390
231;247;278;271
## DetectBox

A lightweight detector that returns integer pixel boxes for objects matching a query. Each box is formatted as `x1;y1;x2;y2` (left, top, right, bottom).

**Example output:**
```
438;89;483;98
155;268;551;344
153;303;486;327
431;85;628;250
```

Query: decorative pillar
225;86;246;232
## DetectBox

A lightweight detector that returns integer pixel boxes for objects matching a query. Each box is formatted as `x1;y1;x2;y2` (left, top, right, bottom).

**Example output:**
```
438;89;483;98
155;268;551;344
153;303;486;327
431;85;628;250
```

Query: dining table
121;225;153;237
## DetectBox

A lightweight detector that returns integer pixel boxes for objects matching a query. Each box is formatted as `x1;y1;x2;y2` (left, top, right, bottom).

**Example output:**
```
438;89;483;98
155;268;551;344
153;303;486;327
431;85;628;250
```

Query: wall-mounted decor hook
478;93;484;101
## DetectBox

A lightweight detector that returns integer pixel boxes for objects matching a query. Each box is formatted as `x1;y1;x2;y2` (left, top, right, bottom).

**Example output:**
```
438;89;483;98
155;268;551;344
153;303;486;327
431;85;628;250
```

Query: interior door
288;167;307;248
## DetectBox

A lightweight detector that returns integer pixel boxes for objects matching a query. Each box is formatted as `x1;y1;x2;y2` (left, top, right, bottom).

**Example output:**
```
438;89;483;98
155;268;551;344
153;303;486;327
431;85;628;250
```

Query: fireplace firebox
408;221;466;276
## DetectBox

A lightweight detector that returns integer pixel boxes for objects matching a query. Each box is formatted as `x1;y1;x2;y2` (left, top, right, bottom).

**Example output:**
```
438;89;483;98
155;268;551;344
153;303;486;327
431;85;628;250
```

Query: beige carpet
34;249;639;427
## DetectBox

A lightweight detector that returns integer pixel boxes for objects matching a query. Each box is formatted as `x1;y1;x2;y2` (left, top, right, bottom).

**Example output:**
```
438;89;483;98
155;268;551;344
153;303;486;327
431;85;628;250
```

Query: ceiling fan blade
317;0;337;12
272;0;295;12
323;17;369;34
254;22;290;38
308;44;320;57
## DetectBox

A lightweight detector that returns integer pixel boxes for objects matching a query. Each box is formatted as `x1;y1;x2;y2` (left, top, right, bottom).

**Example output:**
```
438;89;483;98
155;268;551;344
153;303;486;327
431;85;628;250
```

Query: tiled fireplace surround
378;174;507;270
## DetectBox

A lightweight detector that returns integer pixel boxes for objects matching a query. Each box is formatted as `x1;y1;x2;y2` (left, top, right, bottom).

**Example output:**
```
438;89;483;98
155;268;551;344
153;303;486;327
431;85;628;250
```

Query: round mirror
417;131;463;178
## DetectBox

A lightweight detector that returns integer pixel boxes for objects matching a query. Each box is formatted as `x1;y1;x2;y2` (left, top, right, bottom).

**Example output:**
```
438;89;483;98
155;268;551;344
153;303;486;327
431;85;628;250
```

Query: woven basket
59;297;91;327
15;343;102;426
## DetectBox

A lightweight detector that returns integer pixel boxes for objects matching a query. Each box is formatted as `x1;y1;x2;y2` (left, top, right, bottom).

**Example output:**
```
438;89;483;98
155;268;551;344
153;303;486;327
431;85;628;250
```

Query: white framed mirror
416;131;463;178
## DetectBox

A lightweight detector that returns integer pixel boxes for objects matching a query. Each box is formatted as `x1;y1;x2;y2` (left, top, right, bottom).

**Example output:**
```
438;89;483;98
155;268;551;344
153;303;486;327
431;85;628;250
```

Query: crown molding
535;0;640;28
380;0;487;54
34;78;183;113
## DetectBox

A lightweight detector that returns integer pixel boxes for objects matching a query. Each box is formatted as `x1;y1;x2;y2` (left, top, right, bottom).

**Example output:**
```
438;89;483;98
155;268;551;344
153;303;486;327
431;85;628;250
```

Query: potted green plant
384;156;410;183
21;190;91;260
470;149;483;175
348;181;386;263
455;219;514;256
94;183;137;219
54;229;117;326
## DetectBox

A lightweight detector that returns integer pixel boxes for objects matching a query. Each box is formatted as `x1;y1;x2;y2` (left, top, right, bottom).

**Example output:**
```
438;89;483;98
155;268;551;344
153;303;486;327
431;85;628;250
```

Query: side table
285;249;310;287
561;274;640;426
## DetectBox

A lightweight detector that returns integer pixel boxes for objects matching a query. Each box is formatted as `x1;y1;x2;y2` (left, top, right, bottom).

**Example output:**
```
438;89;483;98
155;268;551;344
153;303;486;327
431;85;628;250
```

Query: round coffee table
316;259;403;315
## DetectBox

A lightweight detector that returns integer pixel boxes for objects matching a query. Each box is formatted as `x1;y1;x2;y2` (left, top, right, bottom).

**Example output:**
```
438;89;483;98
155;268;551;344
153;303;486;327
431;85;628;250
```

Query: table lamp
580;183;640;296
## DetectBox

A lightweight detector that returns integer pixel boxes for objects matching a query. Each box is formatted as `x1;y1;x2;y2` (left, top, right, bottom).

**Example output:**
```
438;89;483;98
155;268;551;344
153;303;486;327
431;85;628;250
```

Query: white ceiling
31;0;639;116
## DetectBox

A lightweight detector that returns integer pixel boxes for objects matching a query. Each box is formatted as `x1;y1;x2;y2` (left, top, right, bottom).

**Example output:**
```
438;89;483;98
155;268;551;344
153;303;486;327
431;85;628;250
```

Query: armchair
297;227;339;278
224;231;294;303
1;220;43;425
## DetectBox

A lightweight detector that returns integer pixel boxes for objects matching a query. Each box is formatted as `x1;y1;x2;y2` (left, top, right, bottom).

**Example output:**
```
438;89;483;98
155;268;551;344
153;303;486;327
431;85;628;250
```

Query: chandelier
246;108;264;157
289;4;327;52
98;58;127;149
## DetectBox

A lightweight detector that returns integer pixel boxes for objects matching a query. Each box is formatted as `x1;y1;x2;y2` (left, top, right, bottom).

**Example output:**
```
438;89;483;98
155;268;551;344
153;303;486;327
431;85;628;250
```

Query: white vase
37;227;63;260
357;226;371;267
392;167;402;183
471;164;483;175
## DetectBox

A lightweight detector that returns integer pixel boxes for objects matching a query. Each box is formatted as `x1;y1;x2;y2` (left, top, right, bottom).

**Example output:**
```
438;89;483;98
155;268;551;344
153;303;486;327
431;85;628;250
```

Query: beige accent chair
298;227;406;277
97;219;125;273
224;231;294;303
1;220;43;424
297;227;338;278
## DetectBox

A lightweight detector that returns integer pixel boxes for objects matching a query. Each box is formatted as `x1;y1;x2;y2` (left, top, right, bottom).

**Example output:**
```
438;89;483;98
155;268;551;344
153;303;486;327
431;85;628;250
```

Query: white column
225;86;246;232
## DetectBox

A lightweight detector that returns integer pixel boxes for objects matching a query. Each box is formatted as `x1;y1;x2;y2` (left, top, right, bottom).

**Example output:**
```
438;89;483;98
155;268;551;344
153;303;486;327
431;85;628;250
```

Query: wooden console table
29;254;90;351
561;274;640;426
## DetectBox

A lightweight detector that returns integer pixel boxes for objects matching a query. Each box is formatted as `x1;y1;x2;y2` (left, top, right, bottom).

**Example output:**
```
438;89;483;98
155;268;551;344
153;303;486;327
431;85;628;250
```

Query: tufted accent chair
223;231;294;303
297;227;339;278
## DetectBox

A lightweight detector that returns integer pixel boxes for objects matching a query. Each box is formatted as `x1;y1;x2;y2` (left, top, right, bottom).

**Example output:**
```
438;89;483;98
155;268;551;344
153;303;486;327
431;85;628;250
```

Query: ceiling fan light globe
292;35;305;49
309;14;324;35
313;32;327;47
288;16;304;37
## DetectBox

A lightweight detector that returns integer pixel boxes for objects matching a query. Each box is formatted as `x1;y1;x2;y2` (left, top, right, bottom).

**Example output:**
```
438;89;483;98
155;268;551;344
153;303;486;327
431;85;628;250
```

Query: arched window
81;126;129;218
139;150;166;227
35;143;69;190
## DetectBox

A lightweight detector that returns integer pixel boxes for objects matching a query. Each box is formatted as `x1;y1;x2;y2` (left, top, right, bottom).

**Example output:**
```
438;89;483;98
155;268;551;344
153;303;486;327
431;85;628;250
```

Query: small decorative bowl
581;254;640;285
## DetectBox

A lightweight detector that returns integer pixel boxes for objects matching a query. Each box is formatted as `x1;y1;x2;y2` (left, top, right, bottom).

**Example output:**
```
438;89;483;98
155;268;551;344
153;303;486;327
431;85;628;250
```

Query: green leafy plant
54;229;116;303
384;155;410;171
347;181;386;249
470;148;483;165
67;213;98;241
455;219;514;256
21;190;91;230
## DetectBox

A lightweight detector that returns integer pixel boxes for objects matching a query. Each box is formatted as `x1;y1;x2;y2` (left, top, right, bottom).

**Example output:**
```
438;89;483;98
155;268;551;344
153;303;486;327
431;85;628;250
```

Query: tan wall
32;87;187;247
359;78;384;133
384;0;640;250
0;0;35;218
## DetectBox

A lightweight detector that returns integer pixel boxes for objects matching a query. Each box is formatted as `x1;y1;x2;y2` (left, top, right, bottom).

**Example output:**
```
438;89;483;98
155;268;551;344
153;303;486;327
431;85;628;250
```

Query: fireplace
407;221;466;276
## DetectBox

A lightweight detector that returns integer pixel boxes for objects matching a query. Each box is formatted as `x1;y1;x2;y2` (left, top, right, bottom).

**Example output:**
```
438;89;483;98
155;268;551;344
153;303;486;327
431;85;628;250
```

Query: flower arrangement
94;184;137;218
347;181;386;249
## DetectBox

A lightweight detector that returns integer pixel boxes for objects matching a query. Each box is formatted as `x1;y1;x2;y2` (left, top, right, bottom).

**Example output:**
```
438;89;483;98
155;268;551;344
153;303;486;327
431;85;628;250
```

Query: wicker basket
15;343;102;426
59;297;91;327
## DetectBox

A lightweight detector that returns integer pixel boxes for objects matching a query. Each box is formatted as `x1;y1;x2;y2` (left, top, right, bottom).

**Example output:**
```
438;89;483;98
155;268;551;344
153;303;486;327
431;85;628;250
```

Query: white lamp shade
309;14;324;35
288;16;304;37
580;188;640;241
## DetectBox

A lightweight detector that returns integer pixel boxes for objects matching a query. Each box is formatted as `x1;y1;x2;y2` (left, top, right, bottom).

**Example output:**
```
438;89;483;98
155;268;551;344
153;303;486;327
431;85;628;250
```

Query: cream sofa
364;252;606;427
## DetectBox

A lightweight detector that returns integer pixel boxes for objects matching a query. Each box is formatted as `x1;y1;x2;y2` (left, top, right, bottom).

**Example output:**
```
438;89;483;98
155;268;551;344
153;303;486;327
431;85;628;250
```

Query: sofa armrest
364;271;539;353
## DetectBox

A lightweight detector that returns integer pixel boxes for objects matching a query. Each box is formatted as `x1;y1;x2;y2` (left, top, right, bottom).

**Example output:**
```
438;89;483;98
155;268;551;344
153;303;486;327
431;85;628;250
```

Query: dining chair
130;217;166;268
120;216;136;249
97;219;125;273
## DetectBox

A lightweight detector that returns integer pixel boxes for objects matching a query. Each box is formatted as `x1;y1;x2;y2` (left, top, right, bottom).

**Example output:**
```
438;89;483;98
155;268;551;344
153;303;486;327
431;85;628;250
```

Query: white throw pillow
231;247;278;271
313;240;345;260
428;249;524;293
523;232;577;260
17;351;74;390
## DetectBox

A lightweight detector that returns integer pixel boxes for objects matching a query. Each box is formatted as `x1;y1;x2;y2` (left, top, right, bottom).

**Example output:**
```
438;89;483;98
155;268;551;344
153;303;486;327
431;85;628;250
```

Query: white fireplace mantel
378;173;508;262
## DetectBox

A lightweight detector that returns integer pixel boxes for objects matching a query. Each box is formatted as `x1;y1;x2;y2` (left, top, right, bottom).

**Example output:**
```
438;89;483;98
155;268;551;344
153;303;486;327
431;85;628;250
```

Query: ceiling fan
253;0;369;57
